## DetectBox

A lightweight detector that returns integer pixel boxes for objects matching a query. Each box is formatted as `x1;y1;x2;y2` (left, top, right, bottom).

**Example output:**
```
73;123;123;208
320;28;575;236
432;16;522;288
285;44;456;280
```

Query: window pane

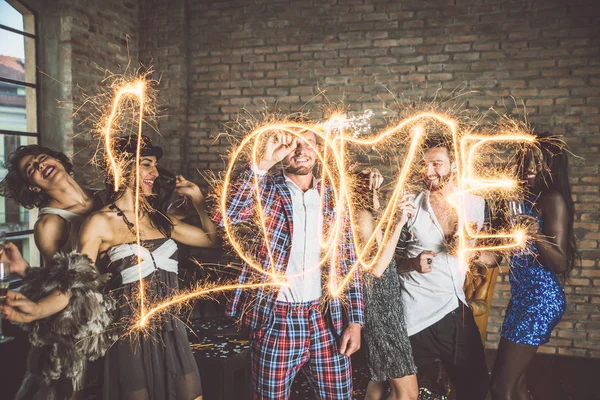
0;28;36;84
0;81;36;132
0;0;24;32
0;133;37;230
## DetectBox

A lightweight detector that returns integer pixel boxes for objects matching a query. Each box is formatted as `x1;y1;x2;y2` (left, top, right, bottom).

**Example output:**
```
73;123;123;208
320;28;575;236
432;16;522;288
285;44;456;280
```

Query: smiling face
19;153;68;193
421;147;455;191
137;156;159;196
283;131;318;176
521;146;550;189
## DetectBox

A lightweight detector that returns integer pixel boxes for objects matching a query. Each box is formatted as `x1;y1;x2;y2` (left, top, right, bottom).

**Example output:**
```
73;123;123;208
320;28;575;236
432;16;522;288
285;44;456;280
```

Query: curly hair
0;145;74;209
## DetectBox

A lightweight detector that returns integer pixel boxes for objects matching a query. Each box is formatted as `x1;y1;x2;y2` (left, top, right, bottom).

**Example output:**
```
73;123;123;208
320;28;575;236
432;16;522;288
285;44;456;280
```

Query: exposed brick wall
138;0;189;174
34;0;140;186
137;0;600;357
32;0;599;357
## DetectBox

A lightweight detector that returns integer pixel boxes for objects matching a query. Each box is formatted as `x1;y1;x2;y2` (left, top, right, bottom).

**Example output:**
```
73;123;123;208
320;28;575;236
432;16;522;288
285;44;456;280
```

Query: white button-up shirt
398;190;485;336
275;176;324;303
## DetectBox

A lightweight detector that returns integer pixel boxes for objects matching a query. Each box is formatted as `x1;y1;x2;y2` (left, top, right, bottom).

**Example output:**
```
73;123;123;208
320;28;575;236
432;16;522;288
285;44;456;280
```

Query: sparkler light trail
98;76;538;328
101;77;149;322
103;79;146;192
217;112;539;299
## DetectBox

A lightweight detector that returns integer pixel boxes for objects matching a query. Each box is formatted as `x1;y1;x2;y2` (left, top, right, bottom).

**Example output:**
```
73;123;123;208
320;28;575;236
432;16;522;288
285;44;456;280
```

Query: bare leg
387;374;418;400
366;374;418;400
365;381;387;400
490;337;538;400
516;373;530;400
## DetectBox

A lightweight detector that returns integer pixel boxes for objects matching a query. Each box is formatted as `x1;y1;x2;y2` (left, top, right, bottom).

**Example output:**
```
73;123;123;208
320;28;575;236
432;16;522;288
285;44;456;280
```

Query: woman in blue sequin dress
490;134;579;400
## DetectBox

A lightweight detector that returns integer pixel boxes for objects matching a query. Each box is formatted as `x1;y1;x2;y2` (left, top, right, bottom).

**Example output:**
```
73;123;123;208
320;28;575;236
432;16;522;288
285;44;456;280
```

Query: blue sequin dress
500;197;566;346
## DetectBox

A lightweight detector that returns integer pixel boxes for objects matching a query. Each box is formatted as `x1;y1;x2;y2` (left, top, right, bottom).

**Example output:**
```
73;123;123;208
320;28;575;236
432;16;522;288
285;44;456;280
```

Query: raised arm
169;176;219;248
214;131;297;226
356;203;414;278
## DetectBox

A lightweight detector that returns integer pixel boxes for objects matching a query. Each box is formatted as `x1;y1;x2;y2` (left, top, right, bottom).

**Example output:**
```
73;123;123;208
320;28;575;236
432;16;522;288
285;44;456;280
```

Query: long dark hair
518;132;579;280
0;145;74;209
104;157;175;239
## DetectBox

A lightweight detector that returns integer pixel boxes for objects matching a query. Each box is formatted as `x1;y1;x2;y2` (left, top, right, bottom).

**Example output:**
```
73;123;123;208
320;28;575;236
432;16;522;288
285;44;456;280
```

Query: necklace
108;203;137;237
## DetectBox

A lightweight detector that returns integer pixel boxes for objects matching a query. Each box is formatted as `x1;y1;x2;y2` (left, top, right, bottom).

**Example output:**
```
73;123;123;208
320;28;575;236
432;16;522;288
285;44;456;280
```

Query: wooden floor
290;348;600;400
484;349;600;400
3;318;600;400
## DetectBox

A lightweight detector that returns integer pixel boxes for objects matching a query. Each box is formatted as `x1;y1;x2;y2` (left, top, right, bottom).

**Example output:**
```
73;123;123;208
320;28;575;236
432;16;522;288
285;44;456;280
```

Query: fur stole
15;252;116;400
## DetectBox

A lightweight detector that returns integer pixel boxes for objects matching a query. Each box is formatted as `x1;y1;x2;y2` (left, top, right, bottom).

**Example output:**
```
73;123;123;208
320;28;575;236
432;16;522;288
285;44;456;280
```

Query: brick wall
34;0;140;186
138;0;188;173
137;0;600;357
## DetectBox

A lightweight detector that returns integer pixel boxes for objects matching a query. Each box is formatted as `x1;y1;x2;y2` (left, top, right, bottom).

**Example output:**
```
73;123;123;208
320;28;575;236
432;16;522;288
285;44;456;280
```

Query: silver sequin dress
362;259;418;382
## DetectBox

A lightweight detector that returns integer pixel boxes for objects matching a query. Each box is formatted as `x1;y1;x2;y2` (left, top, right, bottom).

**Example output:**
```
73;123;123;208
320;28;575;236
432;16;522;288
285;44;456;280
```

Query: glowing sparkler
100;78;150;323
103;79;146;192
217;111;539;299
98;75;538;328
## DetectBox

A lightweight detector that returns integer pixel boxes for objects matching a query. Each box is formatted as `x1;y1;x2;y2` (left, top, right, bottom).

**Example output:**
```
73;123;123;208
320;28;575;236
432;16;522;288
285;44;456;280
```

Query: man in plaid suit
217;129;364;399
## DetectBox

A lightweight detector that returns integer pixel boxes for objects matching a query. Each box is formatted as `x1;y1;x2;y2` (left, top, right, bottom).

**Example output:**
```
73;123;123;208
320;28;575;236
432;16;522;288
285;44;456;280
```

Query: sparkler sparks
99;77;150;323
218;111;539;300
96;75;539;328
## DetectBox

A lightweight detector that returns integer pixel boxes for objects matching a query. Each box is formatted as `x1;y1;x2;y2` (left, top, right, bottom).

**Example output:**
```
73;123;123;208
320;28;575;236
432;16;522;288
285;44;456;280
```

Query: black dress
98;237;202;400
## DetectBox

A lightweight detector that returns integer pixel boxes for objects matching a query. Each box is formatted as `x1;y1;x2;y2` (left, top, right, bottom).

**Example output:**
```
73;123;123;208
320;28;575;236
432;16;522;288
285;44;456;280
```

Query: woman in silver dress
355;169;419;400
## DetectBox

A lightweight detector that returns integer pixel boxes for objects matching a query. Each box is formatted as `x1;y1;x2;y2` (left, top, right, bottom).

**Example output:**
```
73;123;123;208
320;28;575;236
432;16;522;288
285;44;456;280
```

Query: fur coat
15;252;115;400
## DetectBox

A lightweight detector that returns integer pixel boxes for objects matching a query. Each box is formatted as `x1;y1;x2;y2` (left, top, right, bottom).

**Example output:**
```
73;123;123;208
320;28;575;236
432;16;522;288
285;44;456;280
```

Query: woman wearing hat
75;134;217;400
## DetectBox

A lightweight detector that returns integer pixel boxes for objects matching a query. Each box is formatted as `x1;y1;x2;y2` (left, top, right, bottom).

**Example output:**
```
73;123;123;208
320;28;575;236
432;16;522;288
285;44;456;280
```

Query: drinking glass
396;193;418;255
507;199;526;225
507;199;527;255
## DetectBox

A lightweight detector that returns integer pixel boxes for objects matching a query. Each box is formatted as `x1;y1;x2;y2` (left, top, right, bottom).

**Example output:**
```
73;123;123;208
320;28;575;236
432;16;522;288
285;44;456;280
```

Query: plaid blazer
215;165;364;335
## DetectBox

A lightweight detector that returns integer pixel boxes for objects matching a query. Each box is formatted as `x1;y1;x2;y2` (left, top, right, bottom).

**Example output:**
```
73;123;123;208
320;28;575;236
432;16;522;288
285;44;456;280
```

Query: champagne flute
0;231;14;342
403;193;418;240
507;199;526;226
506;199;527;255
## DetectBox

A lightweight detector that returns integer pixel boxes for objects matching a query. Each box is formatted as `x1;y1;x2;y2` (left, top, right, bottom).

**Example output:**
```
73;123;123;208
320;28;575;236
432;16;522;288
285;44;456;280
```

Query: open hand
259;131;298;171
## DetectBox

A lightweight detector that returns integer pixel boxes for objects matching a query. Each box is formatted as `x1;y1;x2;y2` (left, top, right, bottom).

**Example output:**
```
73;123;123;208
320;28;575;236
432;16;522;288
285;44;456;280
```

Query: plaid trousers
250;300;353;400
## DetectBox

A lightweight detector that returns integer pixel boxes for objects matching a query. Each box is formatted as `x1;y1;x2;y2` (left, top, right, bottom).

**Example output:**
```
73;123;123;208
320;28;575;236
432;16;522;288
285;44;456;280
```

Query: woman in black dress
78;135;218;400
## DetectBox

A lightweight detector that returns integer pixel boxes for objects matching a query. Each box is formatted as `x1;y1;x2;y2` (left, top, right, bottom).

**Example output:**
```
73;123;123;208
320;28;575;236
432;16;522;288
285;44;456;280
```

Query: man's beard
284;165;313;175
425;171;452;191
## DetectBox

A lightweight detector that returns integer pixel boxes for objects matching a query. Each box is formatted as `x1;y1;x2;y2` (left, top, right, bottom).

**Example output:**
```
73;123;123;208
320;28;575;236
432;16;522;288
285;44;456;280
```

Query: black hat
113;135;163;160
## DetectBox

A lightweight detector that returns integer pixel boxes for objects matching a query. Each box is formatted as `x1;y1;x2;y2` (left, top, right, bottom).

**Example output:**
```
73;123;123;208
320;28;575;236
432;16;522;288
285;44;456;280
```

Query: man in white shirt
218;129;364;399
396;135;499;400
